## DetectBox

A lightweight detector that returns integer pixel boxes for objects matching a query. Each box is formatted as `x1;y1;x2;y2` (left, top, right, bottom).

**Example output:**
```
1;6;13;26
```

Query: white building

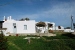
2;16;74;36
36;21;55;33
64;29;74;32
3;16;36;36
55;26;64;30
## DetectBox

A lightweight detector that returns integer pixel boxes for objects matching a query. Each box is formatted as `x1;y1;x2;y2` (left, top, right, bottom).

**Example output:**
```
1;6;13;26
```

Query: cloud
19;1;75;20
45;2;75;16
18;0;75;27
24;0;43;4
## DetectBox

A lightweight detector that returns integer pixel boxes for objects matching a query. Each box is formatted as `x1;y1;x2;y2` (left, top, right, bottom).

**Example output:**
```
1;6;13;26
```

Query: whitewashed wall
64;29;74;32
16;21;36;33
36;22;56;33
3;20;36;35
55;26;64;30
3;21;13;33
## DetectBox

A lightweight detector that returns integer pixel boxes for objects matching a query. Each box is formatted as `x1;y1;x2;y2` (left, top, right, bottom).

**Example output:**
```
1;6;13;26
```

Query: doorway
13;23;17;33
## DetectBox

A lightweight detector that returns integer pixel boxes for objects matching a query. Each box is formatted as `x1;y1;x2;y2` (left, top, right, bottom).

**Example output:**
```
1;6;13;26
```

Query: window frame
24;25;27;30
13;23;16;26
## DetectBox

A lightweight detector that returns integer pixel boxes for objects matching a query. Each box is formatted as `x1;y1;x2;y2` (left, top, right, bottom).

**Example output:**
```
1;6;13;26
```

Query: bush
0;31;8;50
27;35;40;37
61;33;75;39
42;36;71;40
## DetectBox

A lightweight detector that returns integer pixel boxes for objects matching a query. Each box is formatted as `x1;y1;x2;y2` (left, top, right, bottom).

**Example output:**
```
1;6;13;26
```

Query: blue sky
0;0;75;27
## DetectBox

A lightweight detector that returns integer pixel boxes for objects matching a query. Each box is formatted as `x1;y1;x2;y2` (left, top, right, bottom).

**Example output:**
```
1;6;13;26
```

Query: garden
0;32;75;50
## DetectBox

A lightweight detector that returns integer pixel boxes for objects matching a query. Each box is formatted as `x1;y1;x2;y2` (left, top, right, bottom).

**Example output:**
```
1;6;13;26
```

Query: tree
19;18;30;21
19;18;24;21
64;27;71;29
24;18;30;21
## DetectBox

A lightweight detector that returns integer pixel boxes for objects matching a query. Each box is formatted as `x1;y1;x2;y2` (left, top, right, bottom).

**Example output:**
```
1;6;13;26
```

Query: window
58;26;61;29
13;23;16;26
48;24;53;27
24;25;27;30
13;23;16;28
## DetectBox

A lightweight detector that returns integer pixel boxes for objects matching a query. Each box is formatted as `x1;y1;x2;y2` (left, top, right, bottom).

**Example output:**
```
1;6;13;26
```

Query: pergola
36;21;46;27
36;21;46;33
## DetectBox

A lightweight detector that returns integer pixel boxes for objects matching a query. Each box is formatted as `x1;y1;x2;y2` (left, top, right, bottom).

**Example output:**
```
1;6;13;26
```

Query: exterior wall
16;21;35;33
36;22;56;33
64;29;74;32
49;23;55;30
3;20;36;36
3;21;13;33
36;27;45;33
55;26;64;30
45;22;55;30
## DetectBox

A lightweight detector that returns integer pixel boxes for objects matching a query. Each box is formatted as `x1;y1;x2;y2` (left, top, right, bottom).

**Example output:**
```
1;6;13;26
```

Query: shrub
27;35;40;37
0;31;8;50
42;36;71;40
61;32;75;39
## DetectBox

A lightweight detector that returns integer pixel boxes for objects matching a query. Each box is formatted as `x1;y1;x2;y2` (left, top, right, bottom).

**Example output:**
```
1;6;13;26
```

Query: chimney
9;16;11;20
3;16;5;21
7;17;9;20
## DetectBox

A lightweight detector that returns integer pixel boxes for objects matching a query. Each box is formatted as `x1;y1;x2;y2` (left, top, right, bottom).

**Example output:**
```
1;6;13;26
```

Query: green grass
7;35;75;50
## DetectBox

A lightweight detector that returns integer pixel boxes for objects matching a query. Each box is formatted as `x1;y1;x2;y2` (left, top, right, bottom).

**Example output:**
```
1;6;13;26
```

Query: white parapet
64;29;74;32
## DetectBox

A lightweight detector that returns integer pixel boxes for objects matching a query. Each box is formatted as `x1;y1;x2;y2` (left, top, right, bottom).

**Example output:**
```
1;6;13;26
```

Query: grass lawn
7;34;75;50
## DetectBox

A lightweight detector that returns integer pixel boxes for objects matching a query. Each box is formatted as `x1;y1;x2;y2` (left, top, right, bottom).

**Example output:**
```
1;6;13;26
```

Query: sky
0;0;75;28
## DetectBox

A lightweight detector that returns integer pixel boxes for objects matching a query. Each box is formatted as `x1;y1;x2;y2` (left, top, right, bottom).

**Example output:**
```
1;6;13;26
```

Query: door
13;23;17;33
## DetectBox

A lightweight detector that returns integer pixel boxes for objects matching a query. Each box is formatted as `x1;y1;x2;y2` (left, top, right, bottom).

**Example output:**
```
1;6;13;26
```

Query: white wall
16;21;36;33
36;22;56;33
55;26;64;30
45;22;55;30
36;27;45;33
3;20;36;35
3;21;13;33
64;29;74;32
